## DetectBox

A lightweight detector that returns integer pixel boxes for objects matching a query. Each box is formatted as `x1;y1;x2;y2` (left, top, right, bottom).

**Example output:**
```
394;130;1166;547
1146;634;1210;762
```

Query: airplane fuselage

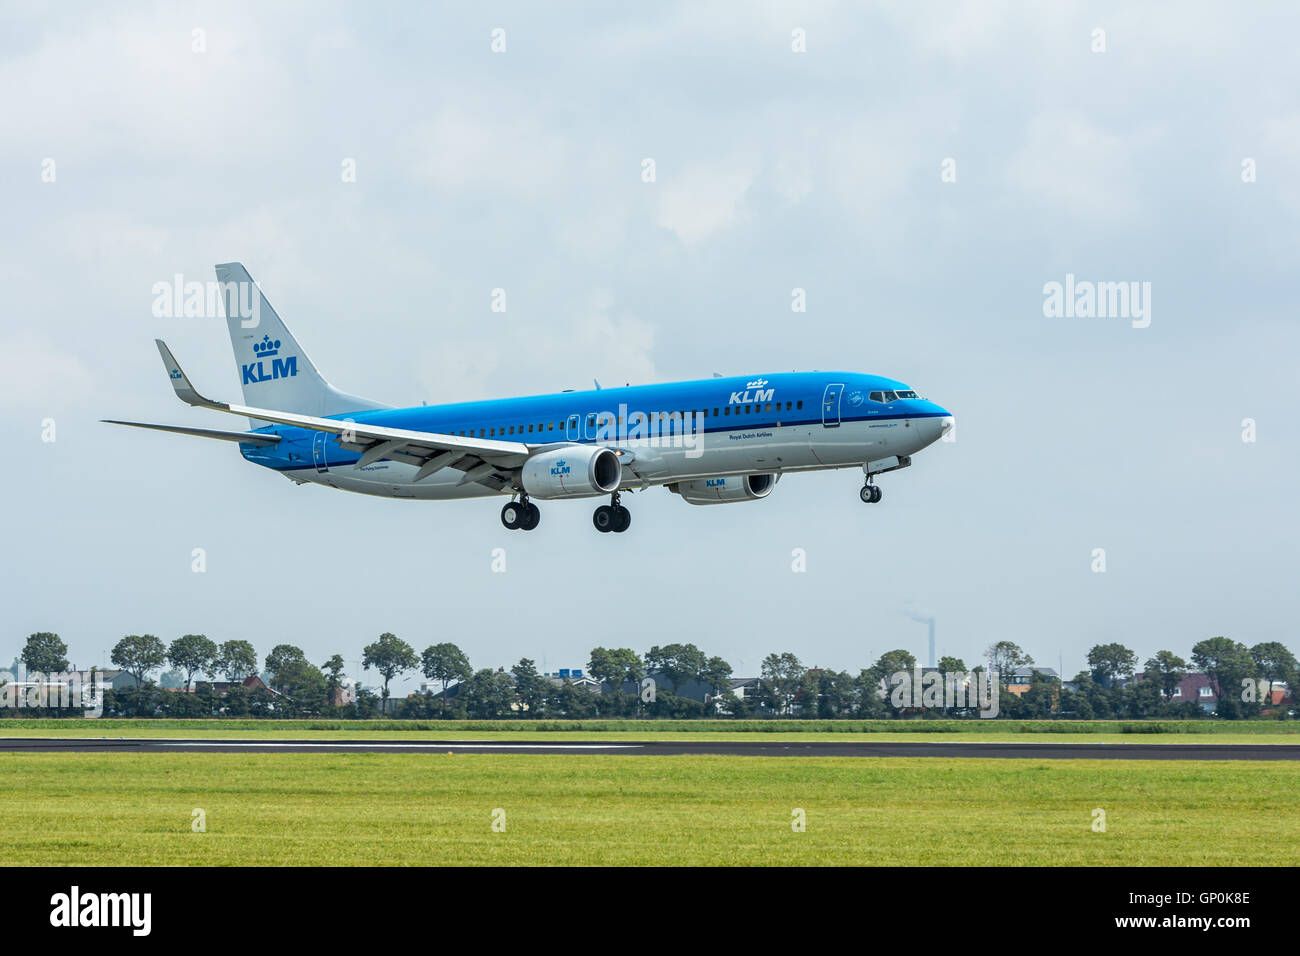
238;371;952;500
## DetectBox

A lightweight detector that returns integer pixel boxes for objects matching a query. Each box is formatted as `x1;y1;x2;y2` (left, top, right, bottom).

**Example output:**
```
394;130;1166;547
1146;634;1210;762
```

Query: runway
3;738;1299;760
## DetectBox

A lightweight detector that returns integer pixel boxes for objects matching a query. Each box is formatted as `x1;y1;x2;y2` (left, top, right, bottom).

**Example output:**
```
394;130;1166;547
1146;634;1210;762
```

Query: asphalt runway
3;738;1299;760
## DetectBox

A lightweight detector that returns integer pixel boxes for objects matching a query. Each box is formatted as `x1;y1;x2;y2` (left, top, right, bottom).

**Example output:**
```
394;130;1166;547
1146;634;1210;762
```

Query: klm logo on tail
241;334;298;385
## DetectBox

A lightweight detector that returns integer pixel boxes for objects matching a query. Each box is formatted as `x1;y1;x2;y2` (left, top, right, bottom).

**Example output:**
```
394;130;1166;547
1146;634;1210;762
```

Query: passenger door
821;383;844;428
312;431;329;472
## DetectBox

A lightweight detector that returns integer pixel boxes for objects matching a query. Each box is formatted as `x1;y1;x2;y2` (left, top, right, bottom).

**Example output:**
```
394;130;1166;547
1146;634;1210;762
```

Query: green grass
2;753;1295;865
1;717;1296;745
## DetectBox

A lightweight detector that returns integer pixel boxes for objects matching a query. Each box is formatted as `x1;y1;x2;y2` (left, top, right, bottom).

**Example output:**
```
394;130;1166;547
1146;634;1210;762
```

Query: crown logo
253;334;281;358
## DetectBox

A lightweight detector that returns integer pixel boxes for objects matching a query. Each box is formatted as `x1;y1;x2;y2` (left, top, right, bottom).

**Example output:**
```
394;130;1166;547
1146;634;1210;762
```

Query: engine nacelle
521;446;622;499
668;473;777;505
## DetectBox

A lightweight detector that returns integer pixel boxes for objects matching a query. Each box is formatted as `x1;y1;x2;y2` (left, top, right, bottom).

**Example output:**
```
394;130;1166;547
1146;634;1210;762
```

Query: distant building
1005;666;1059;698
196;674;276;695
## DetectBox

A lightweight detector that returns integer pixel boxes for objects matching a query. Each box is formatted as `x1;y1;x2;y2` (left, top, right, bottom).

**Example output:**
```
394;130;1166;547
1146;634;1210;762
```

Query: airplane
107;263;954;533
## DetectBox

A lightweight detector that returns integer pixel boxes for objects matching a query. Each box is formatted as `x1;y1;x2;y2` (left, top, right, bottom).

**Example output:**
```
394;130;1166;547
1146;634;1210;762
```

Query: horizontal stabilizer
102;420;281;446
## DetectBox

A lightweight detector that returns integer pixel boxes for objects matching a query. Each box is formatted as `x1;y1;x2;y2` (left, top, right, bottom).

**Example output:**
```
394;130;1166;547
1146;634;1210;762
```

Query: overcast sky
3;2;1297;692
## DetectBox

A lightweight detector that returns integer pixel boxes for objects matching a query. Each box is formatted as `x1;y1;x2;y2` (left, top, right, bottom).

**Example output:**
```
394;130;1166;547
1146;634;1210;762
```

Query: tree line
5;632;1296;720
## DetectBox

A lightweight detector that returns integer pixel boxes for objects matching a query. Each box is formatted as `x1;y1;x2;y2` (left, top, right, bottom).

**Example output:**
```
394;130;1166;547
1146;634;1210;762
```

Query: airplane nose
912;402;952;446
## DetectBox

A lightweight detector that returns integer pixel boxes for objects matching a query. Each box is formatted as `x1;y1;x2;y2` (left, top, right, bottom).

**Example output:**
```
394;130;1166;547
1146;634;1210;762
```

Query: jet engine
667;473;777;505
521;446;622;499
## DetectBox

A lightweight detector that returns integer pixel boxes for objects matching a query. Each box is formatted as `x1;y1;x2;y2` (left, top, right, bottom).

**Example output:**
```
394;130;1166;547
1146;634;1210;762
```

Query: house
1132;671;1218;712
197;675;277;695
1004;666;1059;698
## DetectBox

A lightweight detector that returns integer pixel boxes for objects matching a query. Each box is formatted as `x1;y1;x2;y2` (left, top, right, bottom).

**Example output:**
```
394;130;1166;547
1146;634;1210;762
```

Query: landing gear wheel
593;505;614;532
611;505;631;533
501;501;524;529
521;502;540;531
860;484;882;504
871;485;882;503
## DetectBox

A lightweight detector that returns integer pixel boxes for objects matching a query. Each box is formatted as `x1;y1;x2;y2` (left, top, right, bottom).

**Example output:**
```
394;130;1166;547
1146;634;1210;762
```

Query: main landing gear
860;482;883;504
593;492;631;533
501;496;541;531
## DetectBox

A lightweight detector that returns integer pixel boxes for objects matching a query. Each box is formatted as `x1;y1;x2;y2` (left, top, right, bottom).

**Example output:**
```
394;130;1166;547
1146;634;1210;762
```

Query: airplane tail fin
215;262;388;419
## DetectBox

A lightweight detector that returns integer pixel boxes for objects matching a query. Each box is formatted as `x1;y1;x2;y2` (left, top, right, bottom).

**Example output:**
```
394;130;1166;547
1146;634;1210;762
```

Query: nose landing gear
593;492;631;533
501;495;541;531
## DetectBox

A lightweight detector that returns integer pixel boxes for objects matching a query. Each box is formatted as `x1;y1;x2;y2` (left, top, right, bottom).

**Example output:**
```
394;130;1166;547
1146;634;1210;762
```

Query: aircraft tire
612;506;631;533
593;505;614;532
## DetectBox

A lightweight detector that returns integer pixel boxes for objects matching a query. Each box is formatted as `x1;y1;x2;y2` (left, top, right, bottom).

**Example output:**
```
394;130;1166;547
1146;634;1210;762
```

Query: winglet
155;339;226;409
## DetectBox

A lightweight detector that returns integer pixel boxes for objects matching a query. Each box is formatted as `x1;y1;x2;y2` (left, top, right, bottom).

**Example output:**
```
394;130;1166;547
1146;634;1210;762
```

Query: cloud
0;335;93;408
403;104;570;192
1006;112;1160;224
654;158;758;244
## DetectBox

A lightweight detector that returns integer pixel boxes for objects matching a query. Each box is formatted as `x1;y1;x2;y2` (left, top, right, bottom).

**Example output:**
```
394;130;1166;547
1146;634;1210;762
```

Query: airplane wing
152;340;532;483
102;420;282;445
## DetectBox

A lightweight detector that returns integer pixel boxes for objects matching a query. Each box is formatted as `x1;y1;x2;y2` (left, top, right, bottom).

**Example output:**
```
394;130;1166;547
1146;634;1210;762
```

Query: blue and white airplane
108;263;953;533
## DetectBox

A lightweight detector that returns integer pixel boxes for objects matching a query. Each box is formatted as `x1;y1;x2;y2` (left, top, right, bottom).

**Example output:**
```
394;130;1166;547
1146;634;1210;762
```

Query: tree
363;633;418;707
700;656;734;701
1086;642;1138;689
812;670;858;717
985;641;1034;683
1191;637;1257;717
322;654;346;708
854;668;890;718
587;647;645;688
111;634;167;687
264;644;309;695
757;653;804;715
1143;650;1187;699
275;658;328;714
168;634;218;692
460;669;516;719
644;643;707;692
868;650;919;716
421;643;473;716
215;640;258;681
937;656;967;674
21;632;69;674
511;658;548;717
1250;642;1299;692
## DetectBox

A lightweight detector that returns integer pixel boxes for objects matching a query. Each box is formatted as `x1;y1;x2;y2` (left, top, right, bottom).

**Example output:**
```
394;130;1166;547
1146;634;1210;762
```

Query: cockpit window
882;390;898;402
896;390;917;399
868;391;884;403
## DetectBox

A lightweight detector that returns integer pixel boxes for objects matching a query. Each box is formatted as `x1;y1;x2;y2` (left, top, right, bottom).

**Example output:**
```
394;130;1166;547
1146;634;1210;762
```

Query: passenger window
765;403;772;412
796;400;803;410
528;424;534;433
724;407;731;416
713;408;720;416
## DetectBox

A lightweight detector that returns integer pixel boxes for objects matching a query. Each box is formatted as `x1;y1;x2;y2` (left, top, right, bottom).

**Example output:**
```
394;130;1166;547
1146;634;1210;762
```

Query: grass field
3;717;1298;745
3;752;1296;865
